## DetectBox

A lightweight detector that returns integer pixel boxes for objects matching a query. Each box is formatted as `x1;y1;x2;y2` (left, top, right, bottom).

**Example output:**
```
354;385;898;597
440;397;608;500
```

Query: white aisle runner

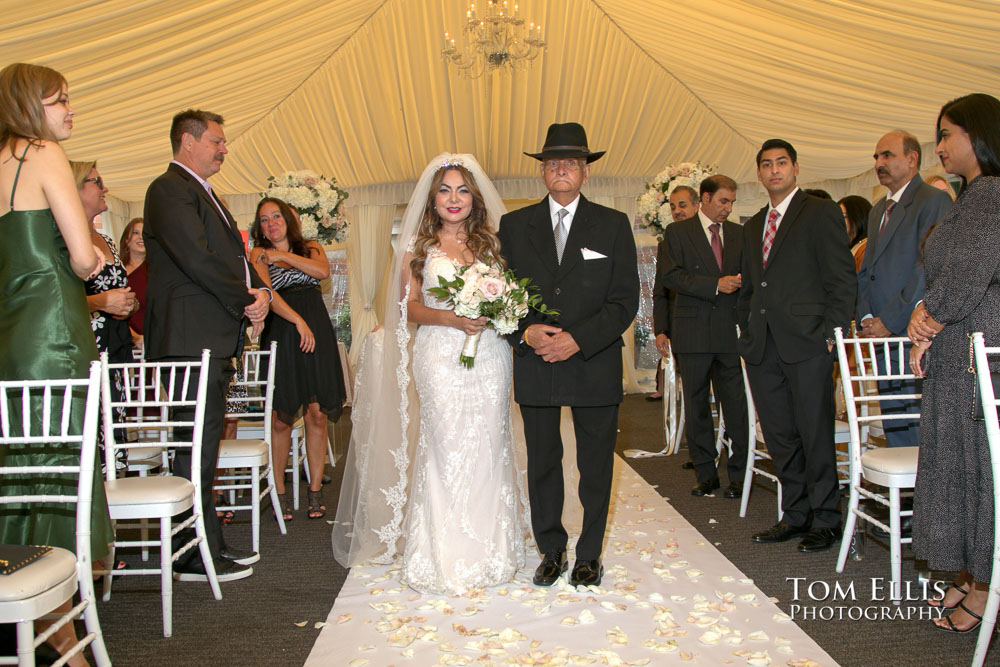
308;410;837;667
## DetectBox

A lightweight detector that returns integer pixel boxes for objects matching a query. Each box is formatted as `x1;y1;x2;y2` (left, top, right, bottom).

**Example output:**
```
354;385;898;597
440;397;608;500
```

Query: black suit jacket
143;163;263;360
737;190;856;365
856;176;951;334
651;240;672;338
660;216;743;354
498;195;639;406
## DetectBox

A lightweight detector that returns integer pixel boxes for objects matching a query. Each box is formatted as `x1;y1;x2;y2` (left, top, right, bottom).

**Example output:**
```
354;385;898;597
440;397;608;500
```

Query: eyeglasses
83;176;104;189
543;159;583;172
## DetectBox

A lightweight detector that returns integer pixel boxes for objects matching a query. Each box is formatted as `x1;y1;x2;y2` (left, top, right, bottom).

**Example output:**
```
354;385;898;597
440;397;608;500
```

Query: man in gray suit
857;130;951;447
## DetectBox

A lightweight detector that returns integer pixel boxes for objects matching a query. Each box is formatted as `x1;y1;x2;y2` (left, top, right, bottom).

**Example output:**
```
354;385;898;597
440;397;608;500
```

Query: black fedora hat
525;122;605;163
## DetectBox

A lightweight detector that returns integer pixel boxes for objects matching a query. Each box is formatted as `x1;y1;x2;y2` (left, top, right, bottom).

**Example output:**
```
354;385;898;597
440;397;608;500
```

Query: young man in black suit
737;139;857;553
660;175;747;499
498;123;639;587
143;109;271;581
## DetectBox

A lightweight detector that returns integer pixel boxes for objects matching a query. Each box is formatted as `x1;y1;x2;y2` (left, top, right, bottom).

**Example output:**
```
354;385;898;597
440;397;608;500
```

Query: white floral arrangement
636;161;716;240
426;257;557;368
264;170;350;244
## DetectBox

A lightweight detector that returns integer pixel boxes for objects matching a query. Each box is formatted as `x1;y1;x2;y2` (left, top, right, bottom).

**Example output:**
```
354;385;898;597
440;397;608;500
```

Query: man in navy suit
857;131;951;447
498;122;639;588
737;139;856;553
144;109;271;581
660;175;747;498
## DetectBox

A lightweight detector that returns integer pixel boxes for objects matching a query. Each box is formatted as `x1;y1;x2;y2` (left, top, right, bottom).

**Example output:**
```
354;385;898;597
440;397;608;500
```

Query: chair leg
292;428;302;511
739;451;755;518
79;572;111;667
160;517;173;638
890;489;904;604
267;462;287;536
101;534;115;602
251;464;261;553
193;510;222;601
141;518;150;562
16;619;36;667
836;478;861;573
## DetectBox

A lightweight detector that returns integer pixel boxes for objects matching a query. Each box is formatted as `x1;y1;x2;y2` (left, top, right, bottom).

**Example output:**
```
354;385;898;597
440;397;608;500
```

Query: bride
333;153;527;595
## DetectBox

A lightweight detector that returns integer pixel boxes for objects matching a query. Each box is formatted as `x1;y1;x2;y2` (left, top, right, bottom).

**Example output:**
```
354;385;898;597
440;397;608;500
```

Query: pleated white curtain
344;204;395;364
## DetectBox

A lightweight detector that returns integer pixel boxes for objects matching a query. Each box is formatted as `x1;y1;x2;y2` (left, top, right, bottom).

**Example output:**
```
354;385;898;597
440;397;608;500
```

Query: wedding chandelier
442;1;546;78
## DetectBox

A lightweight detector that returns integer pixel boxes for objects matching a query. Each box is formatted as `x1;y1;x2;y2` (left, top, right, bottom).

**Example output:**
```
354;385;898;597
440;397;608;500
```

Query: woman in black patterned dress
72;160;138;472
908;93;1000;633
250;197;345;520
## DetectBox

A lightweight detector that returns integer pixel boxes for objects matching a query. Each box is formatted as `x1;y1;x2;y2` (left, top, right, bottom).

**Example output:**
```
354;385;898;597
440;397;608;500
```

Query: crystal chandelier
442;1;546;78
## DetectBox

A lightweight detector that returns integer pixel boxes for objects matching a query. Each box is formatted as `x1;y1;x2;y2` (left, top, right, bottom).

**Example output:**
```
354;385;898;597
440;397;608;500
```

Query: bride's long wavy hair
409;165;504;280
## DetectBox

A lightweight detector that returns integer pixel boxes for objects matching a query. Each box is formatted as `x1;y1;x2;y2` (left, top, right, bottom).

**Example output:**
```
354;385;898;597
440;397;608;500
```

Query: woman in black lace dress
250;197;345;520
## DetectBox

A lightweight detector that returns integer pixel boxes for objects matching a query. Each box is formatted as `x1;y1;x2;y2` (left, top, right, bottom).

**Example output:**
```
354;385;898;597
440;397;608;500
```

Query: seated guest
250;197;346;520
119;217;147;348
838;195;871;272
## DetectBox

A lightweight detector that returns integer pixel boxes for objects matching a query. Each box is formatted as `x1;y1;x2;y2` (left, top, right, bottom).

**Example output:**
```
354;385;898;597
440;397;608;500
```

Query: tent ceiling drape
3;0;998;204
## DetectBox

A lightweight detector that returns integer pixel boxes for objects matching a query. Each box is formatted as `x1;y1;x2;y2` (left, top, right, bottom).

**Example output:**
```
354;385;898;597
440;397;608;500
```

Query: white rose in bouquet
478;276;505;302
427;254;458;283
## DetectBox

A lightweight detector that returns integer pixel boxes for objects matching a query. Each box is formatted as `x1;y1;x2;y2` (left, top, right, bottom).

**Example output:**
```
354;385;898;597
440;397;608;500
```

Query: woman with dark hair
119;217;147;345
838;194;872;271
333;154;527;595
907;93;1000;633
250;197;345;521
0;62;112;666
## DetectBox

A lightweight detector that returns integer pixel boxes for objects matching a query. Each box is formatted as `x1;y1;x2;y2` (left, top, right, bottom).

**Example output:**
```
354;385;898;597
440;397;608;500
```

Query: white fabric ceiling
3;0;998;205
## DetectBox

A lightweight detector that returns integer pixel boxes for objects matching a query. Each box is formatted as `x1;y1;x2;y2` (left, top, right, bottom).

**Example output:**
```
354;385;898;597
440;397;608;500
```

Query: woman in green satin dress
0;63;113;665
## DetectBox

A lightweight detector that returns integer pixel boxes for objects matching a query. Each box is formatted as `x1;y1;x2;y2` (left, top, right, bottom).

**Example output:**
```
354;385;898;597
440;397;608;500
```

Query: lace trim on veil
372;287;412;563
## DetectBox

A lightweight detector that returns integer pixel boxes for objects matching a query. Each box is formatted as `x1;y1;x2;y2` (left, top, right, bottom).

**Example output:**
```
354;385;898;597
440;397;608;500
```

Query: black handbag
969;333;1000;420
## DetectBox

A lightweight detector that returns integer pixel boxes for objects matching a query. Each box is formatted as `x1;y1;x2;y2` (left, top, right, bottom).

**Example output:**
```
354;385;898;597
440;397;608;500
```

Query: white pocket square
581;247;607;260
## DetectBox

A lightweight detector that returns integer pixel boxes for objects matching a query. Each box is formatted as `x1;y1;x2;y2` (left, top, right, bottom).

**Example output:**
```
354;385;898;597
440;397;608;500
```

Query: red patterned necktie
762;209;780;268
879;199;897;235
709;223;723;271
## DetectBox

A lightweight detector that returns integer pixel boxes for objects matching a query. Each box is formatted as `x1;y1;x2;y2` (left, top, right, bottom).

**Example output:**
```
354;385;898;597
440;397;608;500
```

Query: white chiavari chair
216;341;285;553
971;332;1000;667
0;361;111;667
99;350;221;637
834;328;920;604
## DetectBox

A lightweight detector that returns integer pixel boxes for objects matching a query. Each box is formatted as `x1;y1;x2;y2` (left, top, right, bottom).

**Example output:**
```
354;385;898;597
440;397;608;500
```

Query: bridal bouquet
264;170;350;244
427;258;558;368
636;161;716;241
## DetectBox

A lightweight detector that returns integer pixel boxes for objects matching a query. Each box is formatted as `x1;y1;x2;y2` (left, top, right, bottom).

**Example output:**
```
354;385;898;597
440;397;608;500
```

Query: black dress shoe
798;527;842;553
681;461;695;470
645;394;663;402
752;521;811;543
174;558;253;583
723;482;744;499
569;558;604;587
532;550;567;586
220;545;260;566
691;479;721;497
871;516;912;539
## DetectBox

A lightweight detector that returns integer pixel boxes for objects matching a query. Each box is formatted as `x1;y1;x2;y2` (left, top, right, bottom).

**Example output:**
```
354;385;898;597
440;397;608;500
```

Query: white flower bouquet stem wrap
428;259;558;369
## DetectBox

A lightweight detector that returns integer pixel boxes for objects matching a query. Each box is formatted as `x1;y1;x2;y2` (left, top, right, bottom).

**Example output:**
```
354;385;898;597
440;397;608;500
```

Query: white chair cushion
218;439;267;459
862;446;918;487
105;475;193;506
0;548;75;602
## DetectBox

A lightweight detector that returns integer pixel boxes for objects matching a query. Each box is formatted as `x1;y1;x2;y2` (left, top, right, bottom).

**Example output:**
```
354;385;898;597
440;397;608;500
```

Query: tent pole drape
345;204;395;365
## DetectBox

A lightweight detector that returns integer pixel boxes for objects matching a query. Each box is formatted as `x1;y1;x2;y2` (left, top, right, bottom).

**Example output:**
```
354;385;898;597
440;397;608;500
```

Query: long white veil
332;153;510;567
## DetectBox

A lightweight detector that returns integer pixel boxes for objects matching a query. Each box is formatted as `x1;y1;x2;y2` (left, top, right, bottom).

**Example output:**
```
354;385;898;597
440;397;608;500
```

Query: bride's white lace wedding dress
400;248;526;594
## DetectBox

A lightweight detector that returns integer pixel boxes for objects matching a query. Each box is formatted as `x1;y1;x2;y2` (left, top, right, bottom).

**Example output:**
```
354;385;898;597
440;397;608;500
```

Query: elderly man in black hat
498;122;639;587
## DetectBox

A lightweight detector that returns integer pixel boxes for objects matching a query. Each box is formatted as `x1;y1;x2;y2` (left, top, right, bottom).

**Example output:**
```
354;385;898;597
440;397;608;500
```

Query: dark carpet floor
18;396;1000;666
